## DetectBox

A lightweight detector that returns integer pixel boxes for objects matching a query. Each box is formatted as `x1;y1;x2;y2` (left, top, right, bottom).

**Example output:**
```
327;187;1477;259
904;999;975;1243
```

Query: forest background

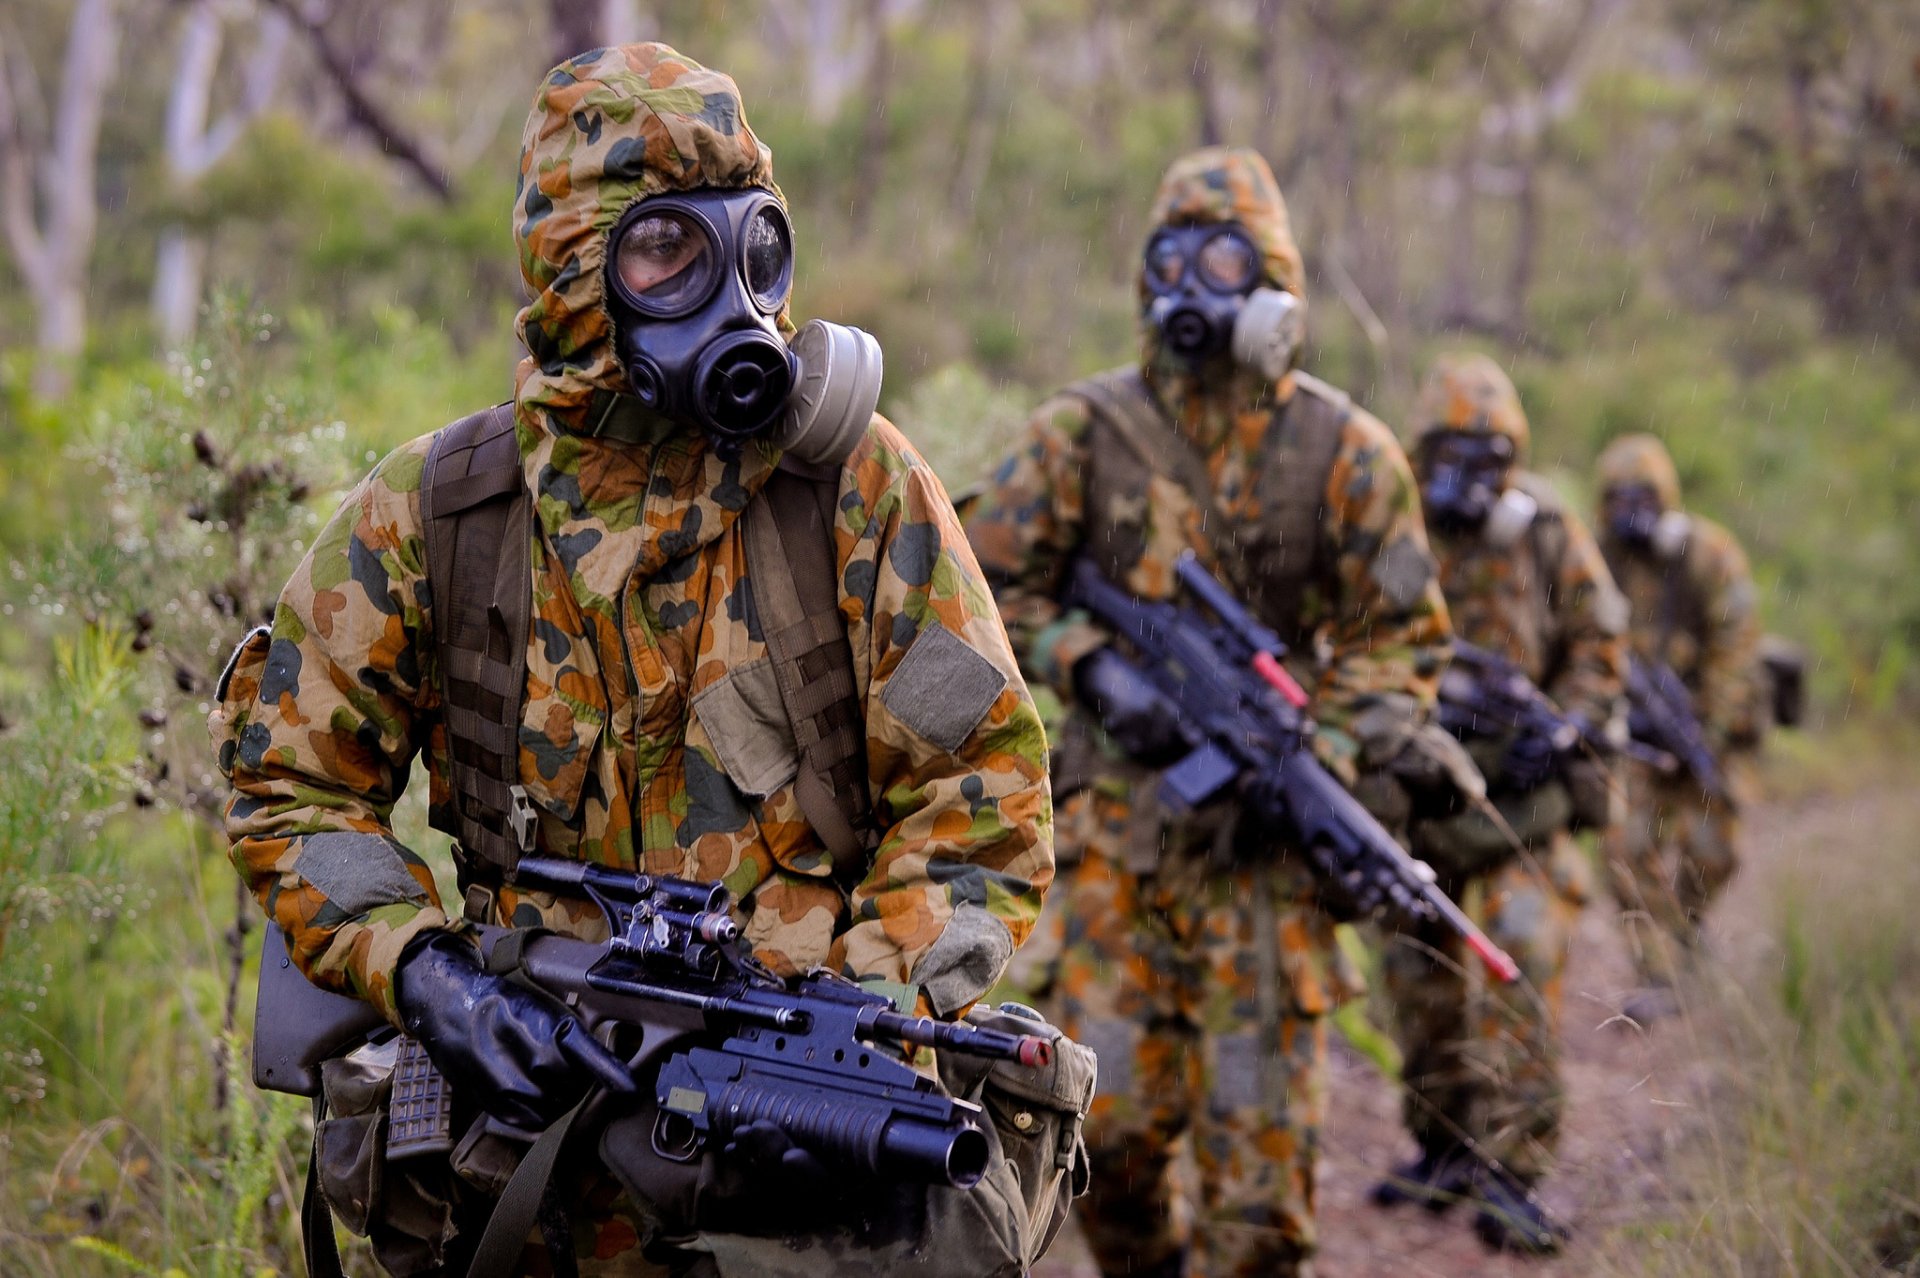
0;0;1917;1274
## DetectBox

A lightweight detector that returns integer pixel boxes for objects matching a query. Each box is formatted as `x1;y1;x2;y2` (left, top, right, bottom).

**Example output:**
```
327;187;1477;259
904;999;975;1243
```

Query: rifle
1063;553;1520;984
1625;656;1728;801
254;859;1052;1193
1439;639;1674;771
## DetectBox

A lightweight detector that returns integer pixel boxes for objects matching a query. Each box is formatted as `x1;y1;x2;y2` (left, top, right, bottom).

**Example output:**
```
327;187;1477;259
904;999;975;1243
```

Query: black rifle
1439;639;1673;771
1625;656;1728;801
254;859;1051;1192
1063;554;1520;983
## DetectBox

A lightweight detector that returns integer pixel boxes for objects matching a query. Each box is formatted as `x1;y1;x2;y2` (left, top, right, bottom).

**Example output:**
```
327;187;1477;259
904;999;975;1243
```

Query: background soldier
1594;433;1764;1016
211;42;1053;1275
1377;354;1627;1252
965;146;1451;1278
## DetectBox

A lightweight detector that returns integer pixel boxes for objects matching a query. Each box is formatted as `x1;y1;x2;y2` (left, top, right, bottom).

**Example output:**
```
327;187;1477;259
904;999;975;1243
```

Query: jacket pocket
690;658;800;800
517;687;605;824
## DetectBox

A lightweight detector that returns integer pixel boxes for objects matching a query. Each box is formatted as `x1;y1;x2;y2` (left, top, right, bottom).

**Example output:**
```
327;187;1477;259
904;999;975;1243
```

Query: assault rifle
1626;656;1728;802
255;859;1051;1193
1063;554;1520;983
1439;639;1673;771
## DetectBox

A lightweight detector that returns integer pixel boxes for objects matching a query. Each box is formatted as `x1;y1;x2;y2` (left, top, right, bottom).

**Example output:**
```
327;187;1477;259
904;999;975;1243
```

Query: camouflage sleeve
959;395;1106;701
830;421;1055;1016
1540;502;1629;728
1309;407;1453;779
1693;521;1764;749
207;437;451;1027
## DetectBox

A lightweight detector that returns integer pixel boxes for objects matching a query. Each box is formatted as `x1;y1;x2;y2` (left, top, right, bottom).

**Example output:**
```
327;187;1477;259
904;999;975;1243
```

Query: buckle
463;882;497;925
508;784;537;853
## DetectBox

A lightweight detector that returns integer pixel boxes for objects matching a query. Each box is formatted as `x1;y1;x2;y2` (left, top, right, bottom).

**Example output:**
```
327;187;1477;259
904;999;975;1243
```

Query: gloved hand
1073;648;1188;766
1498;729;1558;793
395;931;636;1131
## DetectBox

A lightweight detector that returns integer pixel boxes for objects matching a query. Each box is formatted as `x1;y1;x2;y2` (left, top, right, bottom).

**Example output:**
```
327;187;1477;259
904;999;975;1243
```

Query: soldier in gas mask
1375;354;1628;1253
1594;433;1763;1017
212;43;1055;1275
965;146;1453;1277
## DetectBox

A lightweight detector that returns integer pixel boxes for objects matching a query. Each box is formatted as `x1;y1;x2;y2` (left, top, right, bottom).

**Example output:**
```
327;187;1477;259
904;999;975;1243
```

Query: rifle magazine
385;1036;455;1160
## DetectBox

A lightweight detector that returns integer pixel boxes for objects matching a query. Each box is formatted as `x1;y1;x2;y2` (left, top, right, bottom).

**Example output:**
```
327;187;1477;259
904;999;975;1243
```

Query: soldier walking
965;146;1452;1278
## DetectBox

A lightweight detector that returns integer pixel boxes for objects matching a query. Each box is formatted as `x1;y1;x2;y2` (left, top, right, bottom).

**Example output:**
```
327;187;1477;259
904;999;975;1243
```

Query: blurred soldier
1595;433;1763;1013
1376;354;1627;1253
211;42;1053;1276
965;146;1452;1278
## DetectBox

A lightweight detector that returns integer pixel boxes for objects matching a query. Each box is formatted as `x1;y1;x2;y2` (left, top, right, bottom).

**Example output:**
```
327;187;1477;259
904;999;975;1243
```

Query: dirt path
1036;780;1824;1277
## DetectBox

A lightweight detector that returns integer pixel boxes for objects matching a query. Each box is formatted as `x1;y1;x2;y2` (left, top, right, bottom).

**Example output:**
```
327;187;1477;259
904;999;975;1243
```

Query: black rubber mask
1604;482;1664;546
1142;223;1262;362
606;189;797;449
1420;430;1515;531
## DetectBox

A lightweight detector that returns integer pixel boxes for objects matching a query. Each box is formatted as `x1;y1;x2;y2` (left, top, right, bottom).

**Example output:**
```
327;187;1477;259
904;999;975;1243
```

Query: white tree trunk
150;1;288;345
151;228;211;348
0;0;121;400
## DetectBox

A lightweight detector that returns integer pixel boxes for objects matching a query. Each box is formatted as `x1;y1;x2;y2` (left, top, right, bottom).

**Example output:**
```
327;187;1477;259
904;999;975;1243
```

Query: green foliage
0;626;140;1106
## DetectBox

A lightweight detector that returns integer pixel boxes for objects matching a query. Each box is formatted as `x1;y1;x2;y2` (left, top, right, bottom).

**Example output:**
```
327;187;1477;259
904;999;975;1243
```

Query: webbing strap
1069;369;1215;522
301;1094;347;1278
743;464;874;882
464;1097;590;1278
1251;372;1348;638
423;403;532;883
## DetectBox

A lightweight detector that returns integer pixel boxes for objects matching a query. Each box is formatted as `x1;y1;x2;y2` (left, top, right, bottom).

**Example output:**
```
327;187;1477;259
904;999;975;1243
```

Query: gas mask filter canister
605;189;882;463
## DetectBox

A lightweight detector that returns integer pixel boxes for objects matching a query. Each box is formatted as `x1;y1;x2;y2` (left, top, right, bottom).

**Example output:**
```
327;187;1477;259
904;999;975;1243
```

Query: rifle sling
465;1096;592;1278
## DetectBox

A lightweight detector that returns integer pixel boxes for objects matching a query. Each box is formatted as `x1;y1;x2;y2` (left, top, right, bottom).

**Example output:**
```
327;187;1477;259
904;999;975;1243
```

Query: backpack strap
742;458;875;883
421;403;534;896
1067;368;1214;506
1248;372;1347;640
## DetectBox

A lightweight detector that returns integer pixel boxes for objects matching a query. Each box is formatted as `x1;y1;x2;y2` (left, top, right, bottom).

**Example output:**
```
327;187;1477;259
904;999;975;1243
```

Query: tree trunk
946;0;1002;218
847;0;893;241
549;0;604;68
1189;38;1224;147
1506;147;1539;334
0;0;121;401
152;229;210;348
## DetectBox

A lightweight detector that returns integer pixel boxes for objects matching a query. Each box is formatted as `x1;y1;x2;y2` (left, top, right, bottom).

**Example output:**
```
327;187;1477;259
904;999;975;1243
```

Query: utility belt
254;923;1095;1278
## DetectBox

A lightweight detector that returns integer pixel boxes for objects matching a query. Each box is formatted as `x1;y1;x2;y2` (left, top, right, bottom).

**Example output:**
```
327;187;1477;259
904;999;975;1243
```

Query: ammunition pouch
1760;635;1807;731
313;1039;464;1276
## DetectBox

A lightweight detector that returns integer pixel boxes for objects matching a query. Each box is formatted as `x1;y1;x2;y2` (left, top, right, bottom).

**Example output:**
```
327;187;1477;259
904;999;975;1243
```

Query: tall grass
1595;743;1920;1276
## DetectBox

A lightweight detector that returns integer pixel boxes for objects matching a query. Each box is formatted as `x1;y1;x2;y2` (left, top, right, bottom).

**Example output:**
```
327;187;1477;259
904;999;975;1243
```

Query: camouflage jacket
210;44;1052;1027
1431;472;1628;732
1600;514;1764;751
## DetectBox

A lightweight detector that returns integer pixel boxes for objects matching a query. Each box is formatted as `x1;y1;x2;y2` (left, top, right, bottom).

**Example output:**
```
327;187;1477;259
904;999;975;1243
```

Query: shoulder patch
880;622;1008;753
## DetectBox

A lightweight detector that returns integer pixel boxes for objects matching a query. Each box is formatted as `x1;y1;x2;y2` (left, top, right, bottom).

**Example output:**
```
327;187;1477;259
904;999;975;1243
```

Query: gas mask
605;189;882;463
1604;482;1691;557
1142;223;1304;381
1419;430;1517;534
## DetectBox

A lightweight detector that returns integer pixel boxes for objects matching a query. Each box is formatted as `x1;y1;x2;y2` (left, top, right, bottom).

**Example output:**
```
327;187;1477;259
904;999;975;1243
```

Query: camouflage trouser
1381;831;1589;1183
1603;756;1747;984
1017;786;1342;1278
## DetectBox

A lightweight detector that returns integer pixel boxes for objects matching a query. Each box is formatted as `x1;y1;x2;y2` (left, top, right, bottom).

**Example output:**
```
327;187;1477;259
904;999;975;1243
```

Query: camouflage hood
1596;433;1682;511
1138;146;1307;427
1409;352;1531;467
512;42;781;434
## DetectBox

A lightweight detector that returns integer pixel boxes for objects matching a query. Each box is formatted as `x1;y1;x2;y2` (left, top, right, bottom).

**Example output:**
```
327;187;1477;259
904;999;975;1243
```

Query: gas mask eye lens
1144;235;1185;291
615;211;714;312
1197;232;1258;293
742;205;793;312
